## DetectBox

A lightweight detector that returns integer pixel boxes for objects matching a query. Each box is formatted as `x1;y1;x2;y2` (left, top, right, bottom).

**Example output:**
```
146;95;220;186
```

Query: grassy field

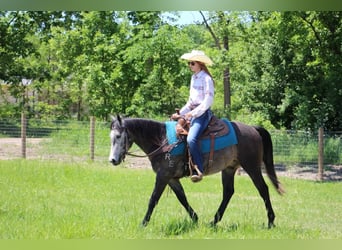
0;159;341;239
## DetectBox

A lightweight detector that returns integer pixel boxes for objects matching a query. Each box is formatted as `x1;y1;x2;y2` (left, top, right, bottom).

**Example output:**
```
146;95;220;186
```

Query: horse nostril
110;159;120;165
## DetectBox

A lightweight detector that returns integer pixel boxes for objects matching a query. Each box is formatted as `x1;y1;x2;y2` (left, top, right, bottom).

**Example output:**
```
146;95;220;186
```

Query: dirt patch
0;138;47;159
1;138;341;182
272;164;342;181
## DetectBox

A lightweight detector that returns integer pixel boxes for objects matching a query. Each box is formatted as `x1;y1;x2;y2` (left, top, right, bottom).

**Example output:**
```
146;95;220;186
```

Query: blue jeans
187;109;212;173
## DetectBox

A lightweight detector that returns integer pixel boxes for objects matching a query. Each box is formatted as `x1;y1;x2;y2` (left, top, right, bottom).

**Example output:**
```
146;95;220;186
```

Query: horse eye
116;135;121;139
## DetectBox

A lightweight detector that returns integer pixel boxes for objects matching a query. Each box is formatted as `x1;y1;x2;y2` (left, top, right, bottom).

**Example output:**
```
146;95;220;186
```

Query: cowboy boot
191;165;203;183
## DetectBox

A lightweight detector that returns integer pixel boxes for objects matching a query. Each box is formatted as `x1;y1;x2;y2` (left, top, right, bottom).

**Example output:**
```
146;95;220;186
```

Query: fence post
90;116;95;161
21;111;26;158
318;127;324;181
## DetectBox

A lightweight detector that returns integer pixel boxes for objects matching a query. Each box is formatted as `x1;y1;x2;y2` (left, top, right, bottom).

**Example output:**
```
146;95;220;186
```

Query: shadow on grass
161;219;242;236
209;222;240;233
160;219;243;238
161;219;198;236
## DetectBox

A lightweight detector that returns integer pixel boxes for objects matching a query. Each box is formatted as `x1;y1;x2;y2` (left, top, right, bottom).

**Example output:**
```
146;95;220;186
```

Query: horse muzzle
109;146;125;165
109;153;125;166
110;158;121;165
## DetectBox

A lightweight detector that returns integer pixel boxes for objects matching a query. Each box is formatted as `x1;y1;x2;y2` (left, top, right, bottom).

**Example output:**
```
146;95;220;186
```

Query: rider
171;50;215;183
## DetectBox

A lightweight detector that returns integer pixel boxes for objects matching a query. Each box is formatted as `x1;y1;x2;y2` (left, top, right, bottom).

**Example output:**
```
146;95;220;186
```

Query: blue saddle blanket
165;118;238;156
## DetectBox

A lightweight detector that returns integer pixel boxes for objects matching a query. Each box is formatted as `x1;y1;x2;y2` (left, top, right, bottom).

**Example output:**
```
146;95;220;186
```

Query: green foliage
270;130;342;165
271;12;342;131
324;136;342;164
0;12;36;82
126;24;191;117
272;131;318;164
0;104;20;119
0;11;341;130
233;109;276;130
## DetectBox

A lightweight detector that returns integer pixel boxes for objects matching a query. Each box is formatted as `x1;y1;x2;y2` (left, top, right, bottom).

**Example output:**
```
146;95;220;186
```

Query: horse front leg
168;179;198;223
142;172;169;226
211;168;236;225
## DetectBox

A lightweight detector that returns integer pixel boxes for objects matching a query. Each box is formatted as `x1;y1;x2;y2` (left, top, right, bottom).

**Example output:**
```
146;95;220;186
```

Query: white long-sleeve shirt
179;70;214;118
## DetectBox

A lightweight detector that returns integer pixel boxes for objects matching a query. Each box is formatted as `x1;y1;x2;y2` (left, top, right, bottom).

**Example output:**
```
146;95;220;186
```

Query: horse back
231;121;264;163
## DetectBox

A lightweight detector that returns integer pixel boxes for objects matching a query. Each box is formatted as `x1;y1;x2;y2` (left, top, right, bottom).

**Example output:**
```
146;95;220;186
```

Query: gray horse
109;115;284;228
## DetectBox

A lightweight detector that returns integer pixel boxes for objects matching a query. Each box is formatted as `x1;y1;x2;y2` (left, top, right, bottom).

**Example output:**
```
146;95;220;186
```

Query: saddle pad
165;118;238;156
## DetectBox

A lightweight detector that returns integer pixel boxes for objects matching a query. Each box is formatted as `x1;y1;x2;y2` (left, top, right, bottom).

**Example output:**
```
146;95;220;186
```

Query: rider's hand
185;113;193;121
171;113;181;120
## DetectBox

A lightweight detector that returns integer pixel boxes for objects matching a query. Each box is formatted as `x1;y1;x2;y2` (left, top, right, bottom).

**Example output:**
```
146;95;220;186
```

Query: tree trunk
223;35;231;110
200;11;231;114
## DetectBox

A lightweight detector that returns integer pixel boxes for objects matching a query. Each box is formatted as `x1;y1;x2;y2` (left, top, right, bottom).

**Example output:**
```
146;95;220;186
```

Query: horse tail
254;126;285;195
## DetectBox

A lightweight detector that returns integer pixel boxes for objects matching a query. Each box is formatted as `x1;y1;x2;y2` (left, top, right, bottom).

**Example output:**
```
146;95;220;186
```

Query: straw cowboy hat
180;50;213;66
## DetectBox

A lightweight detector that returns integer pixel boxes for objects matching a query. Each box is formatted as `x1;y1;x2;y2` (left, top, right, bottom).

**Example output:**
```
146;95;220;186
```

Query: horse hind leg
248;171;276;228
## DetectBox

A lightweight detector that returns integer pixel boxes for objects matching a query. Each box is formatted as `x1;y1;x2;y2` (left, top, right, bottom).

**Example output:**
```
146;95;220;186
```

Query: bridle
111;124;131;162
113;124;171;160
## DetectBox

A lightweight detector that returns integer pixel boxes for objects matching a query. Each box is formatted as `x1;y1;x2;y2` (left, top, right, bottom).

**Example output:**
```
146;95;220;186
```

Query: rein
126;139;169;158
126;151;148;158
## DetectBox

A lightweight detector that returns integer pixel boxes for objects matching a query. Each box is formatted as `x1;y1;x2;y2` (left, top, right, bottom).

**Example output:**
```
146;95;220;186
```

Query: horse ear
116;114;122;124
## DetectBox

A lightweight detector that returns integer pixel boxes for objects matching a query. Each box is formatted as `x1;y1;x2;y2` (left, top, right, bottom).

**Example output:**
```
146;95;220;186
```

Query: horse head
109;114;130;165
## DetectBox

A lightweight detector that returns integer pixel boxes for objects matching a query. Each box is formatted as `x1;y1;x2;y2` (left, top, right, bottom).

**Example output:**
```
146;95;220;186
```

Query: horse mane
123;118;166;145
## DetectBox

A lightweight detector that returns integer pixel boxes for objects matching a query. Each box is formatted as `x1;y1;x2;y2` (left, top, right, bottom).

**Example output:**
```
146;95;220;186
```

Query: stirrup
191;174;203;183
190;165;203;183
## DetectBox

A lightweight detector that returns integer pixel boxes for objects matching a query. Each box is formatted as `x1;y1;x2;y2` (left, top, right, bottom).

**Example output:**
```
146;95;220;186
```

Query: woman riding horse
171;50;215;183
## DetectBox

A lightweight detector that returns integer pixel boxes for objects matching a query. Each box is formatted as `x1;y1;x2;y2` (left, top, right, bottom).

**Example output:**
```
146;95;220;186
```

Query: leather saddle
175;115;229;138
173;114;230;174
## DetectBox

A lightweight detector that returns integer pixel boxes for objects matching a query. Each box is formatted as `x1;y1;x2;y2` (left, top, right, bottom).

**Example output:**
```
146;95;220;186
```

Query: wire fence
0;116;341;179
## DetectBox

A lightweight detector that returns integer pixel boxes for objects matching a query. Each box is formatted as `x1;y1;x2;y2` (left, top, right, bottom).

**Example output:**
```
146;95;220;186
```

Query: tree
126;24;192;117
0;12;37;83
274;11;342;130
199;11;232;111
1;11;340;131
227;11;341;131
198;11;252;118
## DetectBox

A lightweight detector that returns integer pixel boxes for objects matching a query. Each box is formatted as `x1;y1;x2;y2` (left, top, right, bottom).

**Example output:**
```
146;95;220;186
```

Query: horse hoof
191;214;199;223
268;222;276;229
141;220;149;227
209;221;217;227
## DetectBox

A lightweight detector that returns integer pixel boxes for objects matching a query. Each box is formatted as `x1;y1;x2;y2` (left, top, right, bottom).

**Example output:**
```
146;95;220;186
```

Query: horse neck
124;118;165;154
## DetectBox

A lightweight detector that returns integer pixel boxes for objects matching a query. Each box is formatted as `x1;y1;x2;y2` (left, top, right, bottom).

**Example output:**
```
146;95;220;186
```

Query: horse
108;114;284;228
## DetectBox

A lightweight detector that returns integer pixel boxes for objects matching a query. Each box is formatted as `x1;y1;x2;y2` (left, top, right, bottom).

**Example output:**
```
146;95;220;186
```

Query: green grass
0;159;341;239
